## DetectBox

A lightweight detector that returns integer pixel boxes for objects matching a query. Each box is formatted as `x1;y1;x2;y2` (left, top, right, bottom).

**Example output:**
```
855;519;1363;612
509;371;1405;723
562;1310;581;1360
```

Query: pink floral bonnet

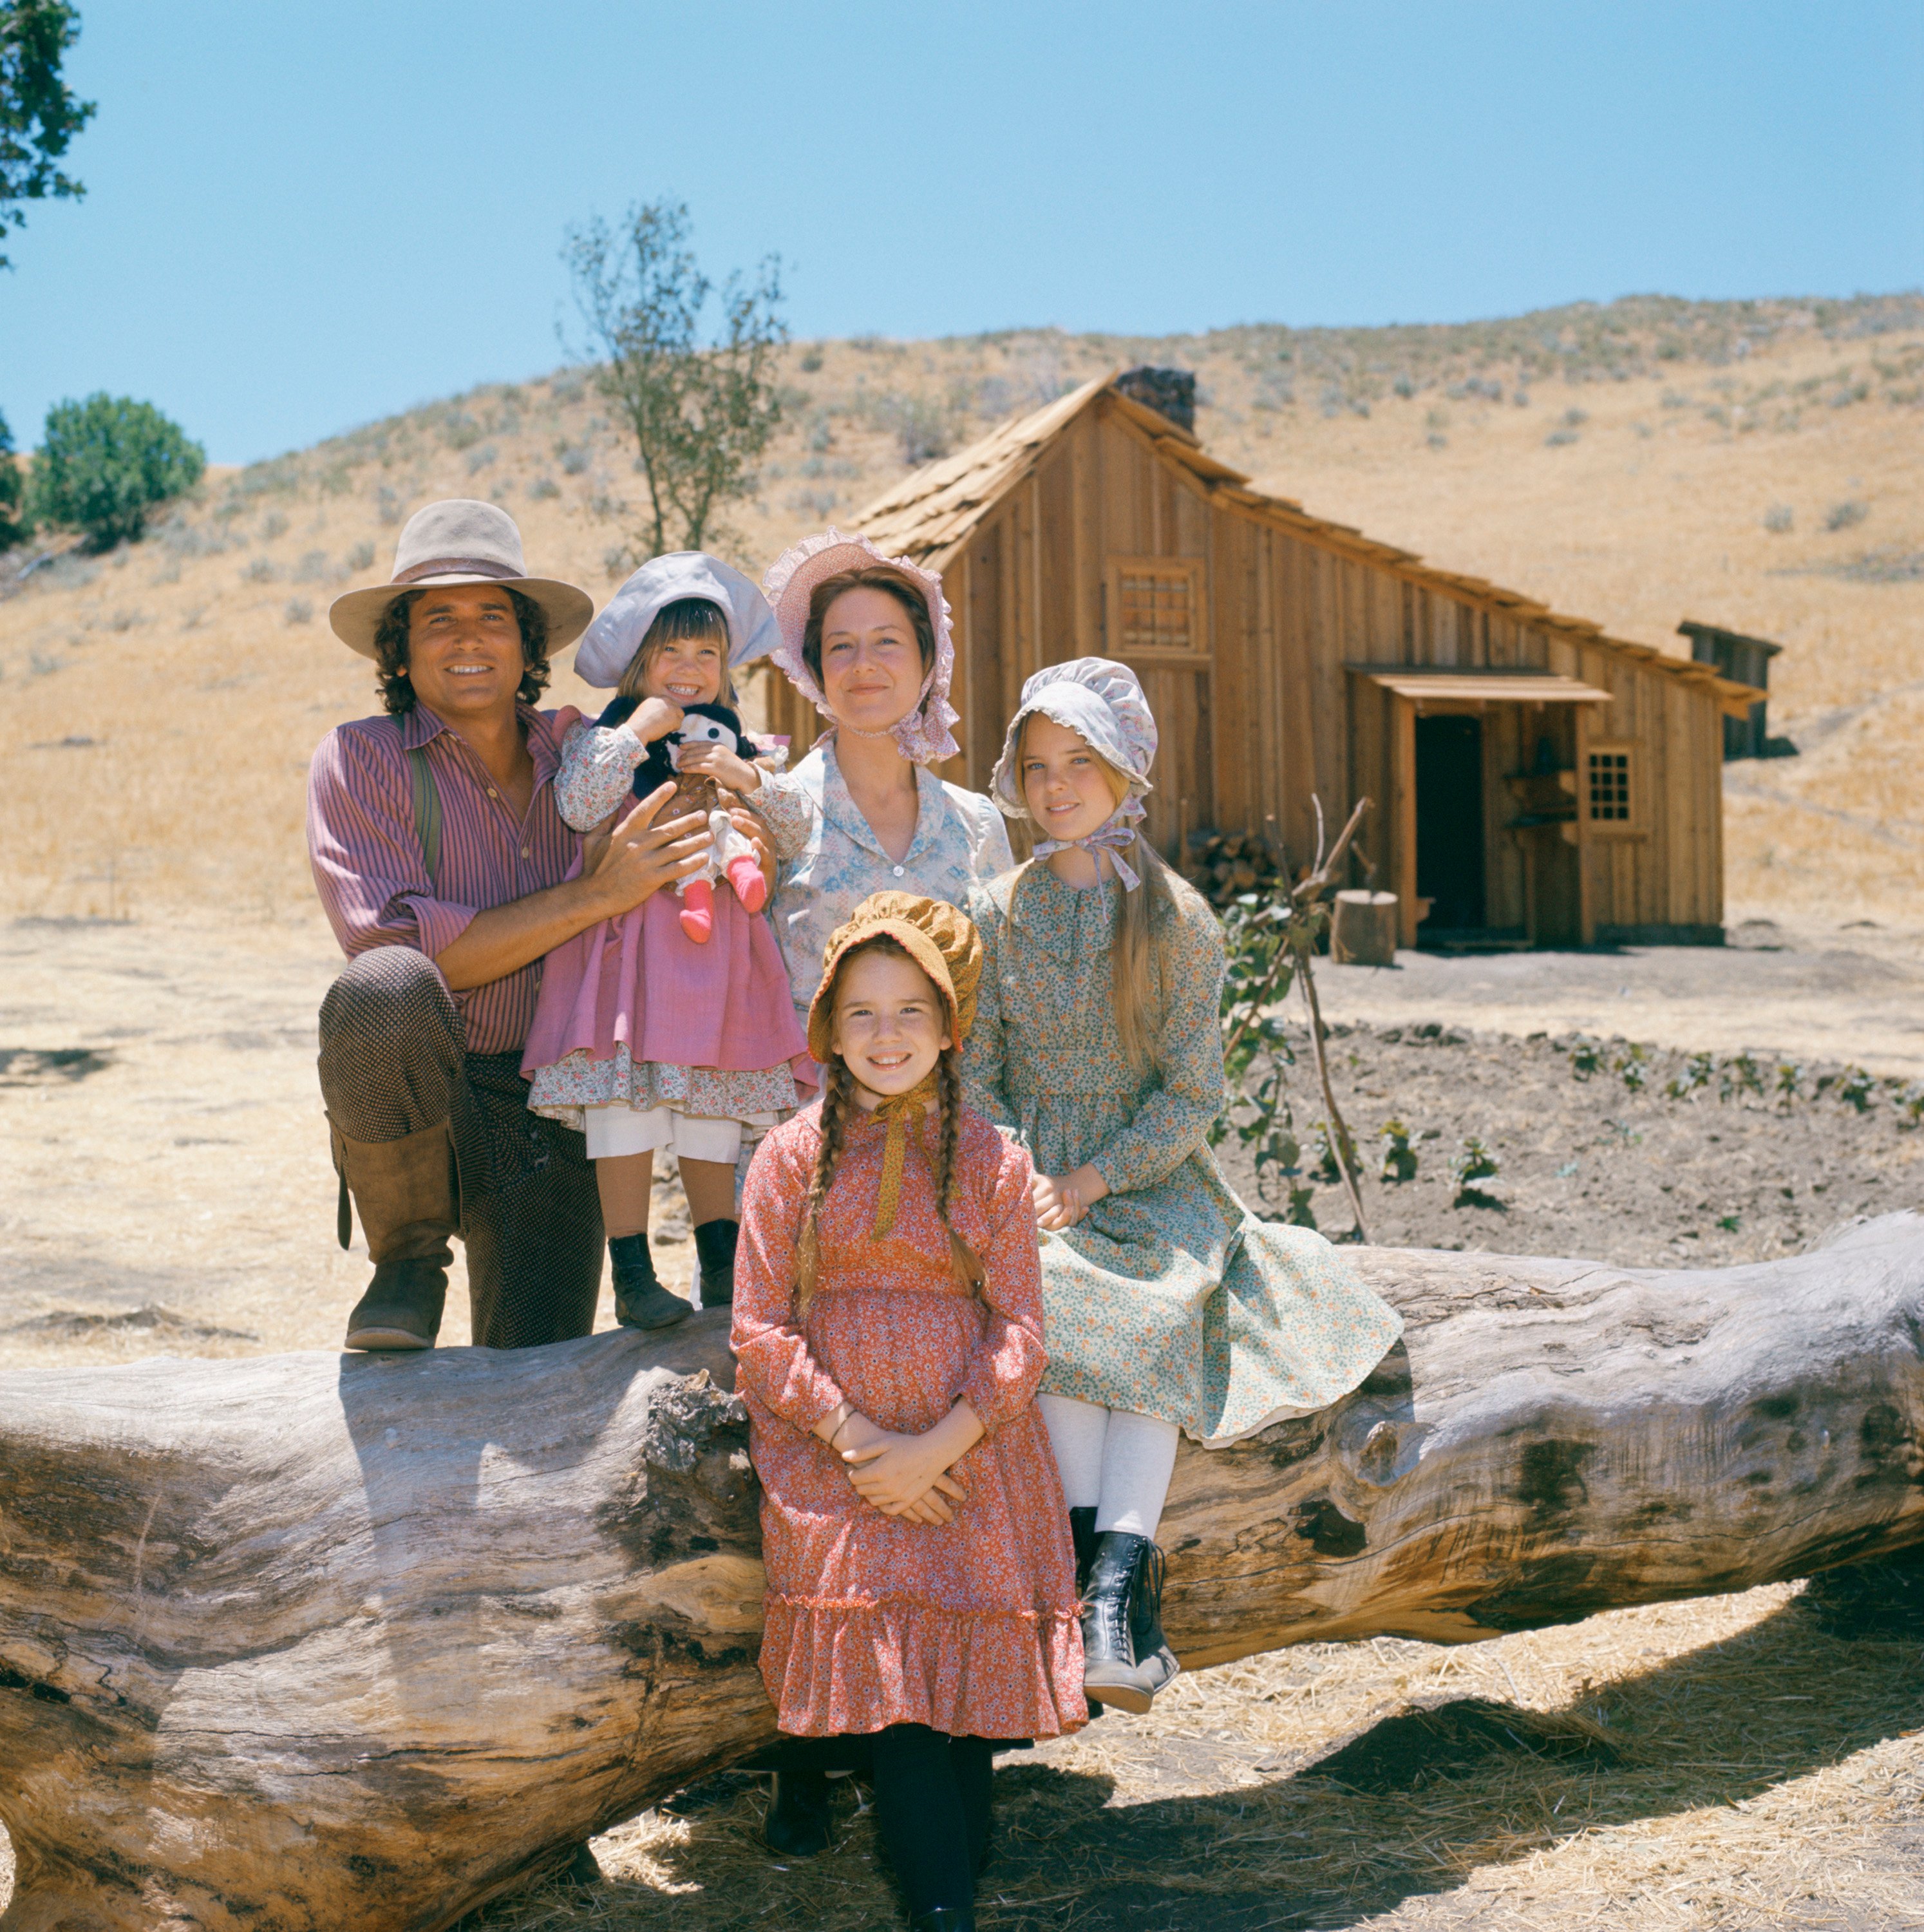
760;529;961;765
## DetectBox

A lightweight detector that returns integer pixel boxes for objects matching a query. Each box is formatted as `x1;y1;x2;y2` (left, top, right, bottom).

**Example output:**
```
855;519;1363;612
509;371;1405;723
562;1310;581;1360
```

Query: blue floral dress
755;737;1014;1037
964;864;1403;1446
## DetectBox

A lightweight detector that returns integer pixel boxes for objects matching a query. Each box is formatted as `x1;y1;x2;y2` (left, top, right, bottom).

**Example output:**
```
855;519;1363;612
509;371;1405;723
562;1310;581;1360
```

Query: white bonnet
989;657;1158;822
574;551;782;689
760;528;961;765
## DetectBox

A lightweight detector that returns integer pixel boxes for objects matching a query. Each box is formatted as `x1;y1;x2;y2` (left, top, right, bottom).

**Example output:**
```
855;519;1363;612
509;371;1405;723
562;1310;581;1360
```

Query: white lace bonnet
988;656;1158;822
760;529;961;765
573;552;782;690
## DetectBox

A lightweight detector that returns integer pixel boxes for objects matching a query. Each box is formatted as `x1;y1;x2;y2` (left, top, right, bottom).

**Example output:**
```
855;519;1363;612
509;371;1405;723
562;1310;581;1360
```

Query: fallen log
4;1213;1923;1932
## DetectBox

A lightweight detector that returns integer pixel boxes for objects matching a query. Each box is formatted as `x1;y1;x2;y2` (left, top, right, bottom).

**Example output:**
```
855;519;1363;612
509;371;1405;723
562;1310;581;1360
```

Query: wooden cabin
762;373;1762;948
1679;619;1784;761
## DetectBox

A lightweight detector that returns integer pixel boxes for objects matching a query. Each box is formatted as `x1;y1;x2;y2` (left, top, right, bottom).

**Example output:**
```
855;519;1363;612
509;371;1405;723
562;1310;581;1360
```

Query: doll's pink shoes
726;853;768;913
679;878;716;943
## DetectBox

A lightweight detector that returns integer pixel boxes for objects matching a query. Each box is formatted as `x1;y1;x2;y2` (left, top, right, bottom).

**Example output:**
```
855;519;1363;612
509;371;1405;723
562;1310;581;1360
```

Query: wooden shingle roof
853;375;1763;715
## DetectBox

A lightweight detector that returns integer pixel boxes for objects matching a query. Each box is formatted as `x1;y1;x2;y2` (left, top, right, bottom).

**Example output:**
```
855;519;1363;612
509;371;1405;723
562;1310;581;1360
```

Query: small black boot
764;1768;832;1857
692;1217;740;1309
1067;1507;1105;1719
1080;1531;1154;1715
1128;1540;1182;1699
609;1232;689;1331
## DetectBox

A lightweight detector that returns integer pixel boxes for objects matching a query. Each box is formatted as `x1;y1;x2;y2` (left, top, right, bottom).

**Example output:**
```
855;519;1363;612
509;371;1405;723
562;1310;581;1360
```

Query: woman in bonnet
733;531;1014;1054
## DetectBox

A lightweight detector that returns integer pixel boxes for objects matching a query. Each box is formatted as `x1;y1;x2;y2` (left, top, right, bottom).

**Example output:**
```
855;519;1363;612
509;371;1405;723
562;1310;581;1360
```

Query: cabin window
1587;748;1633;824
1106;557;1206;660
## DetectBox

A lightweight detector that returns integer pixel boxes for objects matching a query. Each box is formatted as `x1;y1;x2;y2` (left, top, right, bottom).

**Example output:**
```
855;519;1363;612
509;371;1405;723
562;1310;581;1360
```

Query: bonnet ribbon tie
870;1070;940;1239
1033;801;1147;891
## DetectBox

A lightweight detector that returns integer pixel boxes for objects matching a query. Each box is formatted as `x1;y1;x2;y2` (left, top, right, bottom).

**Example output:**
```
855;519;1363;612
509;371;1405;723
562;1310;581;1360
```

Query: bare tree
563;200;787;560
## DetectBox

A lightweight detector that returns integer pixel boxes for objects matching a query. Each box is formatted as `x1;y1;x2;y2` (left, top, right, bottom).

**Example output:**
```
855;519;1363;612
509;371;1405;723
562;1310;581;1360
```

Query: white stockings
1037;1394;1180;1540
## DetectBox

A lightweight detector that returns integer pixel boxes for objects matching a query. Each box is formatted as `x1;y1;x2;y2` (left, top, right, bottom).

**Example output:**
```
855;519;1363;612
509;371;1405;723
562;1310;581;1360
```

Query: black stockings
871;1723;994;1918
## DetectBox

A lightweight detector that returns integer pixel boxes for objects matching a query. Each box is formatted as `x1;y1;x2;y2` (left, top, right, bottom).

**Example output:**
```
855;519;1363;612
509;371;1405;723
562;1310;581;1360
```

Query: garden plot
1216;1020;1924;1267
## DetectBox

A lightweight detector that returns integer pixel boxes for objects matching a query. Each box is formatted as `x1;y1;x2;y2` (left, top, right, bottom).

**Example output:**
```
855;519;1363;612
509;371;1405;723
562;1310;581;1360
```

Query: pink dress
521;710;808;1129
732;1102;1086;1740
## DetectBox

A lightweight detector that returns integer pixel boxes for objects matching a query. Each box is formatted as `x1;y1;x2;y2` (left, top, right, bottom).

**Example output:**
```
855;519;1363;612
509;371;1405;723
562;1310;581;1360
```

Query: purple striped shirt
307;703;579;1055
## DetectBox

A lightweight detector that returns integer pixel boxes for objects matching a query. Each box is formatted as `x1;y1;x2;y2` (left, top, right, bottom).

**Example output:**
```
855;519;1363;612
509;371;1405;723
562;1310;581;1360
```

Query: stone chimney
1113;366;1196;435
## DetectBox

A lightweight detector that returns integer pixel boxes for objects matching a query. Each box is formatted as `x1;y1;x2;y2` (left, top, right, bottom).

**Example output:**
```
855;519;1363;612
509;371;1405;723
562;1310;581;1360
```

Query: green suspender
407;744;442;890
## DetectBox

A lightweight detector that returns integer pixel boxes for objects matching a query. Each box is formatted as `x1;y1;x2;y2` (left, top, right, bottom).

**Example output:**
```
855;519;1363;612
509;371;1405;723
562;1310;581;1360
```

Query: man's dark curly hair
372;586;552;716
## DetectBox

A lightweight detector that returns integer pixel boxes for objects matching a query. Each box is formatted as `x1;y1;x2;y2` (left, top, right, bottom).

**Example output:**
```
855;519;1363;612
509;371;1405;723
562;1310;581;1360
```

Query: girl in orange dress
732;892;1083;1932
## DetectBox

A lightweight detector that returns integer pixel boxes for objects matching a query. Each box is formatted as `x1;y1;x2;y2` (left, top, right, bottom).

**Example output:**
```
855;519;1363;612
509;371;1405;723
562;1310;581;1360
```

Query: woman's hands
822;1401;985;1524
1032;1163;1109;1231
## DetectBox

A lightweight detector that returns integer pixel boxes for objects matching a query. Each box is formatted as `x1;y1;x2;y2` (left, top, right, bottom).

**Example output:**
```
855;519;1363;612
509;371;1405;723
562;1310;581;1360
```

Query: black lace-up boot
1079;1531;1155;1715
1128;1540;1181;1700
1067;1506;1105;1718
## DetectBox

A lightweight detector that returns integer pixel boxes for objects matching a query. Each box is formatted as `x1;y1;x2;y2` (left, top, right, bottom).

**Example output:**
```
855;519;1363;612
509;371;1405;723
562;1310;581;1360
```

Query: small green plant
1896;1082;1924;1129
1616;1045;1648;1092
1837;1065;1875;1113
1719;1053;1764;1103
1284;1184;1318;1229
1774;1061;1803;1104
1666;1051;1715;1099
1717;1214;1740;1233
1570;1039;1603;1077
30;393;206;549
1310;1121;1343;1185
1451;1137;1502;1207
1378;1119;1418;1182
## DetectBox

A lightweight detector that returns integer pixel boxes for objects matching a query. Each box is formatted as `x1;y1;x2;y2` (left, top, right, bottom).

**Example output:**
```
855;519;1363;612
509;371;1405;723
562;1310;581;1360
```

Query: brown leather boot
333;1120;458;1350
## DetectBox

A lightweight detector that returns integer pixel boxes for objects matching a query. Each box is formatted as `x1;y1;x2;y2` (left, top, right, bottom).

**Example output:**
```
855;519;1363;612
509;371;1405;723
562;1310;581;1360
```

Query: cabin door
1414;714;1487;934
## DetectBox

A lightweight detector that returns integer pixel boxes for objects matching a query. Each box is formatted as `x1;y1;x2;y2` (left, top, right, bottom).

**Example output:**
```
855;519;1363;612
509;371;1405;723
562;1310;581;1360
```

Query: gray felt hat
328;499;594;659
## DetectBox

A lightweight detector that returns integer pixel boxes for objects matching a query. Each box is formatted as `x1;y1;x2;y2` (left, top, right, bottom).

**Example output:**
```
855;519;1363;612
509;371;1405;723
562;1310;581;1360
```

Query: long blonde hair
616;596;735;705
794;937;985;1318
1010;717;1180;1077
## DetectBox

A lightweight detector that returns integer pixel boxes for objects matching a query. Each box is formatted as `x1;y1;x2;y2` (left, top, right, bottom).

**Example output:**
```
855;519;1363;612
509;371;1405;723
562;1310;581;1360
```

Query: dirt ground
5;913;1924;1929
1215;1019;1924;1270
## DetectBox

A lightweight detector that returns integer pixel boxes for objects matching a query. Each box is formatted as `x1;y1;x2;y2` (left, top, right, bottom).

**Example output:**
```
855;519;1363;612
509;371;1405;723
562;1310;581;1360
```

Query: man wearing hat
308;500;715;1353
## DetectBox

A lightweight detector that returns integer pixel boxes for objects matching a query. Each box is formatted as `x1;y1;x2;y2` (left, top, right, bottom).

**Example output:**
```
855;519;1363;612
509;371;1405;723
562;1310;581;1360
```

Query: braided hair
794;1059;857;1319
793;938;985;1319
934;1047;986;1296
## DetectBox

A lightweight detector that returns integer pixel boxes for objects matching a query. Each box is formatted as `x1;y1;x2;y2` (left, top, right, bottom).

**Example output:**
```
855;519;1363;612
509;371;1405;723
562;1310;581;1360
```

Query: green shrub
0;408;31;549
30;393;205;548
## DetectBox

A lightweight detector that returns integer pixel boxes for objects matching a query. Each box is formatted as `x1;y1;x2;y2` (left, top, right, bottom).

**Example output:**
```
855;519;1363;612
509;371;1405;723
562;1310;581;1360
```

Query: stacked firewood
1186;828;1287;906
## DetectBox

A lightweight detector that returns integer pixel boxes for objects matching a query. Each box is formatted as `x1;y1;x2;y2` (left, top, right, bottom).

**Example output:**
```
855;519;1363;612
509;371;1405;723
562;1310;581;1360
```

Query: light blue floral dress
964;864;1404;1446
755;736;1014;1034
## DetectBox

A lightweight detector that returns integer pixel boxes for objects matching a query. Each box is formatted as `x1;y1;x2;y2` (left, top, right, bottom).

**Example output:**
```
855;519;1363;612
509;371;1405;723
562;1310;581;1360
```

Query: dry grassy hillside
3;292;1919;925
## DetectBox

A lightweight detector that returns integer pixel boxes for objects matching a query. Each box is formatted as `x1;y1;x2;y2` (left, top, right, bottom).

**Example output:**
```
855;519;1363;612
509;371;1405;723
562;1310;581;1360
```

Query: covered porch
1346;666;1619;949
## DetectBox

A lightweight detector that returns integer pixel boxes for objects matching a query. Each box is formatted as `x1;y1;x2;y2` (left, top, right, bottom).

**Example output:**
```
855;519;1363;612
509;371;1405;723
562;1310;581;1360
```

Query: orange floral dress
732;1101;1086;1740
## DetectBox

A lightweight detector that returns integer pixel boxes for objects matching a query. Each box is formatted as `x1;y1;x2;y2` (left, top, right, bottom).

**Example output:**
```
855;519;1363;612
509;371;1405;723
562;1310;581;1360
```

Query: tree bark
5;1213;1923;1932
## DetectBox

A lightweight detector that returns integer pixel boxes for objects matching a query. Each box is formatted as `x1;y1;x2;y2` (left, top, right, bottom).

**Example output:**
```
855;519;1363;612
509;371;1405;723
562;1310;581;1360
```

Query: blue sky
4;0;1919;465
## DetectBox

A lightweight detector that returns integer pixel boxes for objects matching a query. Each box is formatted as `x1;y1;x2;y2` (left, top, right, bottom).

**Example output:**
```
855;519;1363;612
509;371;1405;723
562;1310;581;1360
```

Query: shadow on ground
469;1571;1924;1932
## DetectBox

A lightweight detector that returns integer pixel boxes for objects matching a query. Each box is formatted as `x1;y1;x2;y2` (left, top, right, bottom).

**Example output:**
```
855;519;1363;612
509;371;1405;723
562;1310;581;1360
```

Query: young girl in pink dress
732;892;1082;1932
522;554;807;1329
